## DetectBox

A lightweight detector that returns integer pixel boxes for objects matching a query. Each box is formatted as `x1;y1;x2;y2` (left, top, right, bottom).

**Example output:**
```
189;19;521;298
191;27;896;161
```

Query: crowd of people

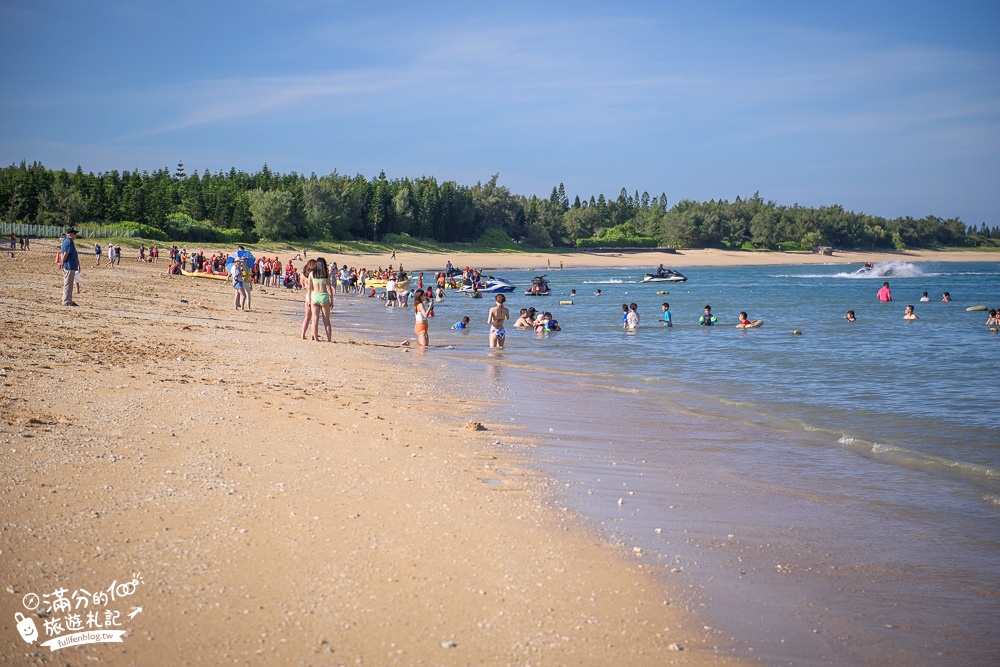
50;234;993;341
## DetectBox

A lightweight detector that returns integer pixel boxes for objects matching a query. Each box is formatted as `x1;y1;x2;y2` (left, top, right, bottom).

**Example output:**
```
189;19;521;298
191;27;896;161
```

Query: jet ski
524;275;551;296
642;267;687;283
459;275;515;293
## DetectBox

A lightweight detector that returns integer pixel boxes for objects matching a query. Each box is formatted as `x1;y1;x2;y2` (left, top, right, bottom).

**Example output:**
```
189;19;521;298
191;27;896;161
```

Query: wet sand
0;242;749;665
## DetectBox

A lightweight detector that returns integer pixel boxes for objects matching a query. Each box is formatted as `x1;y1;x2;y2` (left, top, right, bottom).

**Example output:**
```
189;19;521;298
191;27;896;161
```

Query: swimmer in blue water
699;305;717;326
661;302;672;327
452;316;471;329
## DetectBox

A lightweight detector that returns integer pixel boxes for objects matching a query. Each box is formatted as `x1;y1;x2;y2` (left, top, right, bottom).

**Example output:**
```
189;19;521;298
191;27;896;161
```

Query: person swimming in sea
942;292;952;302
699;305;717;326
534;312;561;332
903;305;919;320
735;311;763;328
452;316;471;329
845;310;856;322
513;308;533;328
625;303;639;330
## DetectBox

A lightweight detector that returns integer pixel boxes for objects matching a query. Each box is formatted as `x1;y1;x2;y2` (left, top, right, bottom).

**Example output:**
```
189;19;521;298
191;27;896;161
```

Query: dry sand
347;246;999;274
1;242;754;665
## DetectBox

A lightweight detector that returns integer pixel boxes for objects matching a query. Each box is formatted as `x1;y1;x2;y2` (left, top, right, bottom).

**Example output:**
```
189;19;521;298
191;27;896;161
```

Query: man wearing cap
57;228;80;306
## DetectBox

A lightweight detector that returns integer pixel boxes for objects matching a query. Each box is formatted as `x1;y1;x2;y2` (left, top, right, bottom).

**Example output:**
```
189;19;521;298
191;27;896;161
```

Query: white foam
833;261;933;280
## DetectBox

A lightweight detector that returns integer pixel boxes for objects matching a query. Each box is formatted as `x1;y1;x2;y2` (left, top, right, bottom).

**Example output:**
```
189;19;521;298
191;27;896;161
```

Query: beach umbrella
226;249;256;268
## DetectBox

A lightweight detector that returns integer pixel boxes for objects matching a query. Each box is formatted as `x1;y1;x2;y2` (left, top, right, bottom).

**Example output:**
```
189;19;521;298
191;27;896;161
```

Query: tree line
1;160;996;249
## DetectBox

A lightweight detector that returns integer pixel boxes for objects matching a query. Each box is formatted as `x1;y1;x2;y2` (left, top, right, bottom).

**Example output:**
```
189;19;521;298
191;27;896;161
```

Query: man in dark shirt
57;228;80;306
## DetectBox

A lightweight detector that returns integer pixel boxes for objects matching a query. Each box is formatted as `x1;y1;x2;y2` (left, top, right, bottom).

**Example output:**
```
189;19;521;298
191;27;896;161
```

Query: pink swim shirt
877;285;892;302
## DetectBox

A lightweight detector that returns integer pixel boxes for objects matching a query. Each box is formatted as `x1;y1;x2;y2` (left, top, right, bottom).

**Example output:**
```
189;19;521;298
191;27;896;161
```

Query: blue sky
2;0;998;224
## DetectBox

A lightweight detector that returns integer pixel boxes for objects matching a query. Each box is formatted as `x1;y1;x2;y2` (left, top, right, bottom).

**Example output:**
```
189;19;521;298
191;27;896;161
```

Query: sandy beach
0;241;763;665
3;241;996;664
359;247;999;274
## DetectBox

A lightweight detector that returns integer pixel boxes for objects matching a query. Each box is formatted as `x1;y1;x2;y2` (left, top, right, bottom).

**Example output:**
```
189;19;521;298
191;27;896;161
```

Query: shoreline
0;243;746;664
55;241;999;275
381;247;1000;272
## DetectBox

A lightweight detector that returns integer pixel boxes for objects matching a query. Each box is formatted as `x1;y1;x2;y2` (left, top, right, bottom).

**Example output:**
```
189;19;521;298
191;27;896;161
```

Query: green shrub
576;222;658;248
219;228;247;244
476;228;518;249
77;221;168;241
523;223;553;248
114;221;168;241
162;213;224;243
382;232;416;246
576;235;658;248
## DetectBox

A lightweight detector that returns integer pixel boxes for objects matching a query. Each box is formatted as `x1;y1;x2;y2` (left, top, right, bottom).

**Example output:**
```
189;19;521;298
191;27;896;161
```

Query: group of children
610;302;752;329
512;307;561;333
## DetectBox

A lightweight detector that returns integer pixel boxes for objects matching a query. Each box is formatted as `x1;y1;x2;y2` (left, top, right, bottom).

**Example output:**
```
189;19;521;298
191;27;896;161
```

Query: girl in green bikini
307;257;334;342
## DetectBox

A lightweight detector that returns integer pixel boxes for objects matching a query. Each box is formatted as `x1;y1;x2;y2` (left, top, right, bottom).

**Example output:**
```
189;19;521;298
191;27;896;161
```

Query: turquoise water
341;260;1000;665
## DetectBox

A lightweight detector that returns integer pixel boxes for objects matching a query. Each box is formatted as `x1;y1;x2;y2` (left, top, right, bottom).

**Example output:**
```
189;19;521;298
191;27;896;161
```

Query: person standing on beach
488;294;509;349
56;227;80;306
231;258;246;310
413;289;431;347
307;258;333;342
299;260;317;339
877;282;892;302
240;259;253;311
57;228;80;306
94;242;102;267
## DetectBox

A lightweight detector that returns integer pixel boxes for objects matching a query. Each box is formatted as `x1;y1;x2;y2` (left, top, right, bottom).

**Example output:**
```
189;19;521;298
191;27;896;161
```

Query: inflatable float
966;305;987;312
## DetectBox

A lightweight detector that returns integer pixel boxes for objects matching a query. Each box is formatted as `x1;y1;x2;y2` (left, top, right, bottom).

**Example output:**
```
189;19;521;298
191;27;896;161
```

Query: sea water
339;260;1000;665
